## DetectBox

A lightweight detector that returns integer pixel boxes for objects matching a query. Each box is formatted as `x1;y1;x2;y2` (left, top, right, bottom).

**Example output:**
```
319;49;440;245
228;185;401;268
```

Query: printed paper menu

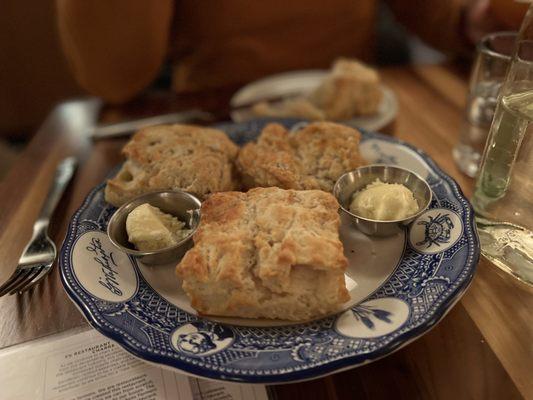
0;327;268;400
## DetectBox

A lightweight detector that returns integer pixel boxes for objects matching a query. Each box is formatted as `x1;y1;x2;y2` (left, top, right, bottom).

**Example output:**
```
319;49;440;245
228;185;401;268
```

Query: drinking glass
472;5;533;286
453;32;516;177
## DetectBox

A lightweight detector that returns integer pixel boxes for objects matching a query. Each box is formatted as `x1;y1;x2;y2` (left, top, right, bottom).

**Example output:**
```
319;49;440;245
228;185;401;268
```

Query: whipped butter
349;179;419;221
126;203;190;251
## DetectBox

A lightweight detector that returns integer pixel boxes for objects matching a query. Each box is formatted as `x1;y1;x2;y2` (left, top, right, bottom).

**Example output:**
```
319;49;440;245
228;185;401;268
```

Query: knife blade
89;110;214;139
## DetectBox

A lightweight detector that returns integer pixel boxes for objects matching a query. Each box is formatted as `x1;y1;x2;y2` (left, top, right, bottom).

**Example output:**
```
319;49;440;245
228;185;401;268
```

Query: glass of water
472;6;533;286
453;32;516;177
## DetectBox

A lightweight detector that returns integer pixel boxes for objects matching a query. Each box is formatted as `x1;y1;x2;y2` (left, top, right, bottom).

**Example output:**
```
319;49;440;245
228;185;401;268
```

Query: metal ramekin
333;165;432;237
107;190;201;265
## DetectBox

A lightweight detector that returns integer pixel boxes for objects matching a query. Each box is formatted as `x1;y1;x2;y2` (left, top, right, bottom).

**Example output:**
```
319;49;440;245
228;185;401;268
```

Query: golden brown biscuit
105;124;239;206
177;187;349;321
236;122;365;191
248;58;382;121
310;58;383;119
251;98;325;120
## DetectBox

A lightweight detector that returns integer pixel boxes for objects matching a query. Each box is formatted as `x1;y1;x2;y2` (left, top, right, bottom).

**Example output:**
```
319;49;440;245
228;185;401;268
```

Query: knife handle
36;157;77;227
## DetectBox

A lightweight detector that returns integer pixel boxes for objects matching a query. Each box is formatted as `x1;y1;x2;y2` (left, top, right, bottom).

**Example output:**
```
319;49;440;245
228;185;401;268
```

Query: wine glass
472;4;533;286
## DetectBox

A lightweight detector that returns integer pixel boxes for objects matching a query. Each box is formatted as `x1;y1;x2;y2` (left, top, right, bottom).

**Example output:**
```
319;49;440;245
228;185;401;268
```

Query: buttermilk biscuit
236;122;365;191
251;97;326;121
310;58;383;119
177;187;349;321
249;58;382;121
105;124;239;206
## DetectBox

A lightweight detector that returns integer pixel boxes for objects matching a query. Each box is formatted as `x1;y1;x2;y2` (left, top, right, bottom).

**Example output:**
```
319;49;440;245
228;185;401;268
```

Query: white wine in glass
472;6;533;286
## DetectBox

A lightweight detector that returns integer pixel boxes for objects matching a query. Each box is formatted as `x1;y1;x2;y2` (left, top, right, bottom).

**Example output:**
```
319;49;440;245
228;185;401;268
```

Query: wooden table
0;64;532;400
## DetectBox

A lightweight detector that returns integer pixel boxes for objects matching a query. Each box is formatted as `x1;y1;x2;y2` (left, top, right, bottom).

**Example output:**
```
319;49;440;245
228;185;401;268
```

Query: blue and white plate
60;119;479;384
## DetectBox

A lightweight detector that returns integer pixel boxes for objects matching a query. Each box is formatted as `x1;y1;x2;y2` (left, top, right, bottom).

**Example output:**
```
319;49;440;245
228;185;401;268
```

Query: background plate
60;119;479;383
230;70;398;132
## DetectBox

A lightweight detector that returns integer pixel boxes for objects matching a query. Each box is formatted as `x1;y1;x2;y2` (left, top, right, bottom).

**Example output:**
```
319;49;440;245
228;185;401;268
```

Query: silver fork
0;157;77;296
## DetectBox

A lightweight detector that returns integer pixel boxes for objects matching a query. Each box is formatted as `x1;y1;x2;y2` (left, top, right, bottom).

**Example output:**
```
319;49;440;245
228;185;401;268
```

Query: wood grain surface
0;65;531;400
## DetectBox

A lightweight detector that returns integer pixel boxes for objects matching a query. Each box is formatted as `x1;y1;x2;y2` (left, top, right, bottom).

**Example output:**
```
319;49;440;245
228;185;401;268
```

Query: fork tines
0;264;46;297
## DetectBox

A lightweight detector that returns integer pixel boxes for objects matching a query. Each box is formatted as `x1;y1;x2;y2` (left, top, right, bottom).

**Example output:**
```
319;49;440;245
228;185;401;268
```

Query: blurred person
56;0;526;104
0;0;81;171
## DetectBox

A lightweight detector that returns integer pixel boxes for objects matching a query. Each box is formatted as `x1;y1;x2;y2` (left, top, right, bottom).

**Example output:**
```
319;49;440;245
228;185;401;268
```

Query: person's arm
56;0;173;103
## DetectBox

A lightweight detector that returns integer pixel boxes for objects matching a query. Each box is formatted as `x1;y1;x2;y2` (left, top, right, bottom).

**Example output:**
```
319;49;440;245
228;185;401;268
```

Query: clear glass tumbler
453;32;516;177
472;6;533;286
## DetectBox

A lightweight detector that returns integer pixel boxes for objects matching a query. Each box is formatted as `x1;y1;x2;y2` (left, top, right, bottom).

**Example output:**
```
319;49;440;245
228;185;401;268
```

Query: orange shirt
57;0;476;102
170;0;377;92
